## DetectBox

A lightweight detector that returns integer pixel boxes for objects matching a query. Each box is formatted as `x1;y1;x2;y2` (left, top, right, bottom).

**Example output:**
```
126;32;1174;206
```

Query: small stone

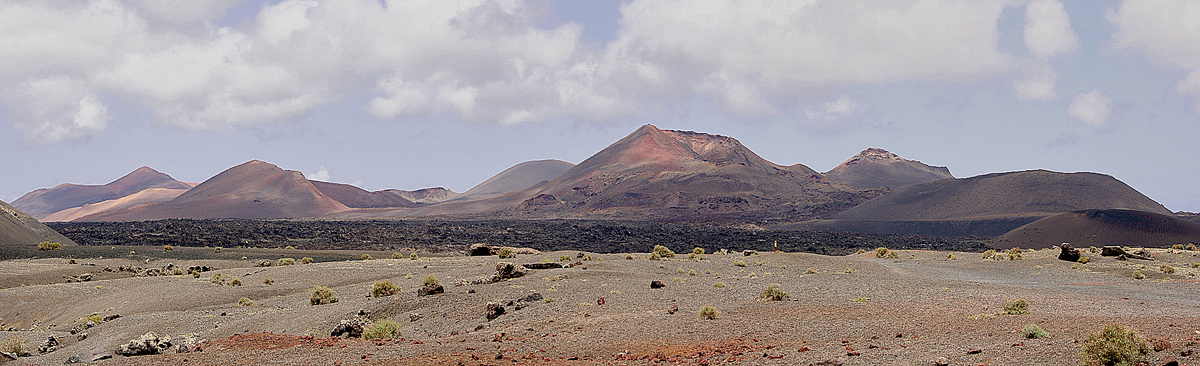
1181;349;1193;357
486;302;506;321
417;284;444;296
666;305;678;314
1161;355;1179;366
931;356;950;366
409;313;423;322
967;348;982;354
650;281;665;289
38;335;59;354
597;297;605;305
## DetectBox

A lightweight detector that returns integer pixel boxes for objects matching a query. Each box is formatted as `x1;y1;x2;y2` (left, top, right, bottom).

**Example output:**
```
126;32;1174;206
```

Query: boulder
486;302;506;321
173;333;202;353
37;336;58;354
495;263;528;280
650;281;665;289
510;293;543;311
417;284;445;296
1058;243;1081;262
115;332;173;356
468;243;495;256
64;348;112;364
331;318;366;338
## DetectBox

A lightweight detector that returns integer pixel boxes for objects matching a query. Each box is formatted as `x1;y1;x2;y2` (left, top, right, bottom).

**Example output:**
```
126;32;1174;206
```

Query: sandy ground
2;247;1199;365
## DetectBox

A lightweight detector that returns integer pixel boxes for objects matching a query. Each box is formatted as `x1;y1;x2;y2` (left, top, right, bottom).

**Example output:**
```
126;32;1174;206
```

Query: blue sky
2;0;1198;212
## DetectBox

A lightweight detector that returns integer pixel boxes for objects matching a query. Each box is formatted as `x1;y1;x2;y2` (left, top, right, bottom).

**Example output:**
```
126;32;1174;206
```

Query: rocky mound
0;200;76;245
13;167;193;219
460;159;574;199
310;181;415;209
78;161;349;221
994;209;1200;249
824;148;953;189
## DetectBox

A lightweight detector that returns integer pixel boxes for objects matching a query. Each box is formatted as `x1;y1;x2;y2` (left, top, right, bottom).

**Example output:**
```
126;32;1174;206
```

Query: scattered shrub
693;247;705;255
284;245;295;250
1;335;29;356
713;282;727;288
805;268;818;274
698;305;720;320
1187;243;1197;251
173;268;184;276
1192;262;1200;268
687;253;699;261
301;257;314;264
229;277;243;286
361;254;373;261
1160;264;1175;274
1078;256;1090;264
1007;248;1024;261
210;273;224;285
560;255;571;262
1005;299;1030;315
625;254;634;260
422;274;439;287
214;247;222;253
1173;244;1185;250
875;247;898;259
392;252;404;259
852;297;870;302
733;260;747;267
363;320;403;340
1022;324;1049;339
497;247;515;259
688;269;697;276
310;286;338;305
191;270;200;278
676;267;686;274
842;267;853;274
947;253;957;260
68;259;77;264
163;245;173;252
278;258;296;266
237;297;255;306
982;249;996;259
648;252;662;261
409;253;418;260
652;245;675;258
758;284;789;301
263;277;275;285
1080;324;1149;366
372;280;399;297
1132;270;1145;280
37;241;62;250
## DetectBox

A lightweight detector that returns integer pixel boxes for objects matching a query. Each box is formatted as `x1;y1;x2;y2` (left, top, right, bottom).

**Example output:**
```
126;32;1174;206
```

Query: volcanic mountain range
9;124;1195;246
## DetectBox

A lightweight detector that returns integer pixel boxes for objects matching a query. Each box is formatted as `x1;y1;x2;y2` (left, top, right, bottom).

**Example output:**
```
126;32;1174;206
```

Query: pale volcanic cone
13;166;193;219
824;147;953;189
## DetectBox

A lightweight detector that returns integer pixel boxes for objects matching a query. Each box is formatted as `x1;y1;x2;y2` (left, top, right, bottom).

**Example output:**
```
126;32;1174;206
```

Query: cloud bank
0;0;1095;143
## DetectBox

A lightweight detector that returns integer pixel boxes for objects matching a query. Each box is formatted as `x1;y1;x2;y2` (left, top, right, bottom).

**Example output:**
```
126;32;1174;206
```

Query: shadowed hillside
311;181;415;208
824;148;953;189
0;200;76;245
994;209;1200;249
461;159;574;199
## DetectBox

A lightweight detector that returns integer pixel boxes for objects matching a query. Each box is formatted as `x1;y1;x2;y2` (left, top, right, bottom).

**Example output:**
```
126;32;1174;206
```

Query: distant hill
13;166;193;219
42;187;191;222
80;161;348;220
824;148;953;189
994;209;1200;249
837;170;1172;221
461;159;574;199
311;181;415;208
0;200;76;245
386;187;461;204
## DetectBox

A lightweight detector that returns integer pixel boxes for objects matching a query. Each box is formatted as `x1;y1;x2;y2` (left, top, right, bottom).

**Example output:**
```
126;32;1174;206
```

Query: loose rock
417;284;444;296
486;302;506;321
1057;243;1080;262
650;281;665;289
495;263;528;280
37;336;58;354
115;332;173;356
931;356;950;366
331;318;366;338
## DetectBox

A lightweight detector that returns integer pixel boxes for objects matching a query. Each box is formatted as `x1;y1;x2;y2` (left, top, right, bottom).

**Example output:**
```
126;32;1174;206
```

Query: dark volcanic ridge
994;209;1200;249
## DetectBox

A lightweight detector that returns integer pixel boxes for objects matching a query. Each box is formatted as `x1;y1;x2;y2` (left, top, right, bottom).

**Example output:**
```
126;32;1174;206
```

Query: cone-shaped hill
824;148;953;189
13;166;192;219
461;159;575;199
994;209;1200;249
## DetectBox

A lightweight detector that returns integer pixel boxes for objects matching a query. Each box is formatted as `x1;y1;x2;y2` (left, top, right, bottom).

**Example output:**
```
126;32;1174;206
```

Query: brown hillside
42;187;190;222
461;159;574;199
824;148;953;189
0;200;76;245
310;181;415;208
13;166;192;219
385;187;461;204
837;170;1172;221
994;209;1200;249
79;161;349;220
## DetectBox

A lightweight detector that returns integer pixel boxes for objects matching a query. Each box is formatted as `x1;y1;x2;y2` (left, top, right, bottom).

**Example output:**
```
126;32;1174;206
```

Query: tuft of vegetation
693;247;705;255
676;267;687;274
210;273;224;285
842;267;853;274
1078;256;1090;264
1160;264;1175;274
37;241;62;250
229;277;243;286
310;286;338;305
982;249;996;259
1173;244;1185;250
284;245;295;250
1187;243;1197;251
237;297;255;306
1132;270;1145;280
733;260;747;267
647;252;662;261
653;245;676;258
1080;324;1149;366
1005;299;1030;315
191;270;201;278
263;277;275;285
560;255;572;262
214;247;222;253
1;335;29;356
409;253;418;260
688;269;697;276
947;253;957;260
1007;247;1024;261
852;297;870;302
173;268;184;276
856;249;867;254
361;254;373;261
422;274;439;287
698;305;720;320
363;319;403;340
392;252;404;259
1022;324;1049;339
625;253;634;260
300;257;313;264
874;247;899;259
163;245;173;252
687;252;700;261
497;247;515;259
805;268;818;274
372;280;399;297
713;282;726;288
758;284;789;301
278;258;296;266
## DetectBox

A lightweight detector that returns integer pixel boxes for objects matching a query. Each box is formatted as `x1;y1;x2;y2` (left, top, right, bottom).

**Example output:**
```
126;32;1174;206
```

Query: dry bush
300;257;313;264
1005;299;1030;315
758;284;789;301
37;241;62;250
875;247;898;259
278;258;296;266
713;282;726;288
1160;264;1175;274
1132;270;1145;280
733;260;747;267
210;273;224;285
698;305;720;320
237;297;255;306
805;268;818;274
1007;248;1024;261
163;245;173;252
1080;324;1149;366
392;252;404;259
310;286;338;305
409;253;418;260
1022;324;1049;339
1078;256;1090;264
361;254;373;261
228;277;243;286
214;247;222;253
422;274;439;287
363;320;403;340
1;335;29;356
263;277;275;285
981;249;996;259
372;281;399;297
653;245;675;258
497;247;515;259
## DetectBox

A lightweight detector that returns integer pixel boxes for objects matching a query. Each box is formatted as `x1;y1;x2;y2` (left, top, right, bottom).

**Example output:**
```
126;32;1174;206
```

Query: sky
1;0;1199;212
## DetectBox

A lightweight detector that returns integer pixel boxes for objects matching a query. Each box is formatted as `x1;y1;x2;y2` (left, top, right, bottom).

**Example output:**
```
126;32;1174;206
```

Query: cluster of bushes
874;247;899;259
37;241;62;250
981;248;1025;261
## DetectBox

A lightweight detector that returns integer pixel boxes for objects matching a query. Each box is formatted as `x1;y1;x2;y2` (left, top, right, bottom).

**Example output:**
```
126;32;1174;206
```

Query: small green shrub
1005;299;1030;315
1;335;29;356
237;297;255;306
300;257;313;264
1007;247;1024;261
698;305;719;320
372;280;399;297
947;253;957;260
229;277;243;286
163;245;173;252
361;254;373;261
37;241;62;250
687;252;699;261
758;284;789;301
278;258;296;266
392;252;404;259
172;268;184;276
1173;244;1185;250
648;252;661;261
1187;243;1197;251
310;286;338;305
422;274;439;287
693;247;705;255
625;253;634;260
1078;256;1091;264
688;269;697;276
875;247;898;259
1022;324;1049;339
652;245;675;258
409;253;418;260
852;297;870;302
284;245;295;250
1080;324;1149;366
1132;270;1145;280
713;282;726;288
497;247;515;259
191;270;201;278
363;320;403;340
856;249;867;254
560;255;571;262
733;260;747;267
85;314;103;324
263;277;275;285
676;267;686;274
214;247;222;253
1160;264;1175;274
805;268;818;274
210;273;224;285
982;249;996;259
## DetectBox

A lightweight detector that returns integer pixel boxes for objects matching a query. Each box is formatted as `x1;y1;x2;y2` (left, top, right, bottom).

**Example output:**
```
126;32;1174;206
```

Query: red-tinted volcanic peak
12;166;193;219
107;166;191;190
824;148;953;189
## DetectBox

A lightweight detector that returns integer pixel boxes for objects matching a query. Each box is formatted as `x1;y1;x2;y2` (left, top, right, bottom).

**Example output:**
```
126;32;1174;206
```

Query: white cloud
1;76;111;143
1068;90;1112;127
130;0;242;25
1110;0;1200;114
1023;0;1077;60
805;95;859;122
308;165;331;181
1014;61;1059;101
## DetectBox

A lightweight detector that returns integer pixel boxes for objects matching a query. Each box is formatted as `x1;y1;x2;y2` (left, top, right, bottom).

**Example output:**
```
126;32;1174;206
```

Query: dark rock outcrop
331;318;366;338
1058;243;1080;262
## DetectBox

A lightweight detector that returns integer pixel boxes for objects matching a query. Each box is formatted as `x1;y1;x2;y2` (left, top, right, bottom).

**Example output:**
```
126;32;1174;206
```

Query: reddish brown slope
310;181;415;208
824;148;953;189
460;159;574;199
80;161;349;220
12;166;193;219
0;200;76;245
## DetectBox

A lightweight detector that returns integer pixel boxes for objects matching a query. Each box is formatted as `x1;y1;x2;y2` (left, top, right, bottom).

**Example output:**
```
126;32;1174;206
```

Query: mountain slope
80;161;349;220
837;170;1172;220
386;188;461;204
824;148;953;189
41;188;191;222
13;166;192;219
310;181;415;208
461;160;575;199
0;200;76;245
994;209;1200;249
